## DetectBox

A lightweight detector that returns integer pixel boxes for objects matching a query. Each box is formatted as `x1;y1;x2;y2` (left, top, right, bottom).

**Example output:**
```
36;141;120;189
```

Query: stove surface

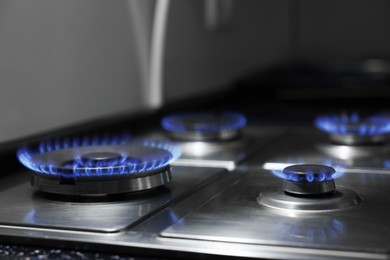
0;166;223;233
145;125;281;171
2;119;390;260
158;126;390;259
161;170;390;254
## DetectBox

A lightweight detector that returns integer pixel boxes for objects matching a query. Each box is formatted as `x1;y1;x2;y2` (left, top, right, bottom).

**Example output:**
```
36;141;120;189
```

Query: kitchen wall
162;0;390;103
1;0;389;144
299;0;390;61
0;0;152;143
0;0;290;144
163;0;290;103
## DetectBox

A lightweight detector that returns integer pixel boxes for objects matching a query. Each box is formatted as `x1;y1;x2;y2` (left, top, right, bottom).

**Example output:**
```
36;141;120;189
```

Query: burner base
257;187;361;213
317;142;390;161
169;129;240;142
31;166;172;196
282;179;336;196
329;133;387;145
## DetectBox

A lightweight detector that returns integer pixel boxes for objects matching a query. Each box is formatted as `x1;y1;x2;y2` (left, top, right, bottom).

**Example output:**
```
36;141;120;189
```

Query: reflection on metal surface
144;124;284;171
169;136;255;170
22;187;171;232
147;129;268;170
23;198;157;230
317;143;390;161
274;217;345;244
172;159;236;171
181;141;214;157
174;135;255;158
0;166;222;233
161;112;247;142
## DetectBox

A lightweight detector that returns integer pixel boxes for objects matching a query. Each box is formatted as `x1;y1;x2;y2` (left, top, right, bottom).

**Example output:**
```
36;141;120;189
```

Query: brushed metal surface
161;168;390;254
159;127;390;258
0;166;223;233
146;125;284;170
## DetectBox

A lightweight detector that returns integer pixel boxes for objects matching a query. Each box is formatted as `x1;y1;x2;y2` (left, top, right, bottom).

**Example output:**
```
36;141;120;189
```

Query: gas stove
2;99;390;259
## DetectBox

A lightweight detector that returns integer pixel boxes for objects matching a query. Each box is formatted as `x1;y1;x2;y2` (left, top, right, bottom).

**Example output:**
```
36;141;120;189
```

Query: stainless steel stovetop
2;115;390;260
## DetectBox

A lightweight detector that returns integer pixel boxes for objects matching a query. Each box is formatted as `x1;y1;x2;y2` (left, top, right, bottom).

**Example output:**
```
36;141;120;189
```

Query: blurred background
1;0;390;143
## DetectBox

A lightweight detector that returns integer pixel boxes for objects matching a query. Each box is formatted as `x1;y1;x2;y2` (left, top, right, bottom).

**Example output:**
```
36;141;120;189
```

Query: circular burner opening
161;112;247;141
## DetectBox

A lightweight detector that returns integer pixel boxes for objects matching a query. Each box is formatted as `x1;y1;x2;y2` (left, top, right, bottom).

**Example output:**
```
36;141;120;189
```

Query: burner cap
161;112;247;141
81;152;122;163
282;164;336;196
17;137;181;196
315;112;390;145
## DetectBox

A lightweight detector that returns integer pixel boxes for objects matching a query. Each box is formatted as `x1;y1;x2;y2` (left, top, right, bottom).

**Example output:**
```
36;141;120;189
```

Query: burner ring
29;145;175;177
161;112;247;141
328;133;386;145
282;164;336;196
315;112;390;145
17;140;181;196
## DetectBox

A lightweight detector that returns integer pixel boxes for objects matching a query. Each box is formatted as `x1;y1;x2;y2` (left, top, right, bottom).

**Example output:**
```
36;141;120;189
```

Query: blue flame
379;161;390;178
315;112;390;136
267;159;345;182
271;169;337;183
306;171;314;182
161;112;247;133
17;133;181;178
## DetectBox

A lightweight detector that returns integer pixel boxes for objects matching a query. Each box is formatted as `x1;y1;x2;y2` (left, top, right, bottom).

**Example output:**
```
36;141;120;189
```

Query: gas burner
161;112;247;141
282;164;336;196
315;112;390;145
257;164;361;213
17;136;181;196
